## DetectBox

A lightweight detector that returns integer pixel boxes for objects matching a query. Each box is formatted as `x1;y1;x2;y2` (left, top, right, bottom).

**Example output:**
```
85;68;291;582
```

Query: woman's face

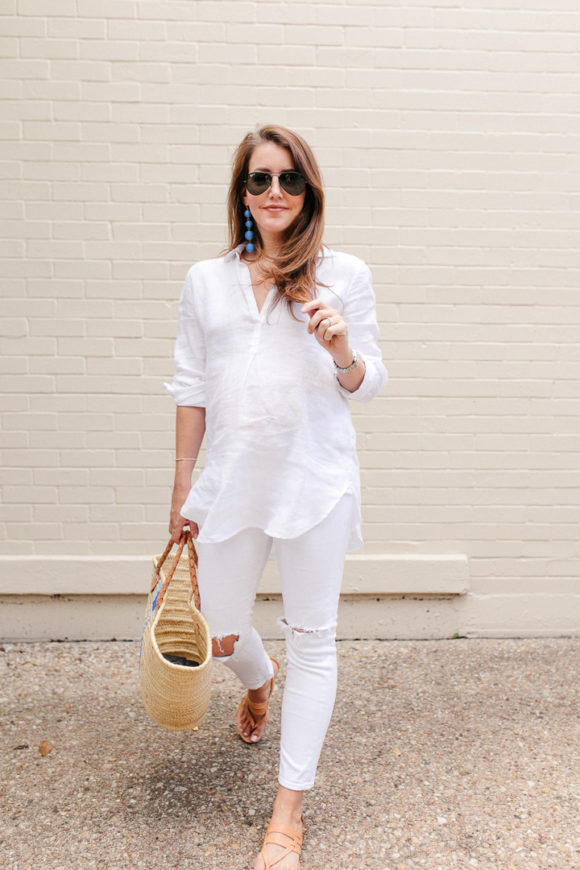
242;141;306;248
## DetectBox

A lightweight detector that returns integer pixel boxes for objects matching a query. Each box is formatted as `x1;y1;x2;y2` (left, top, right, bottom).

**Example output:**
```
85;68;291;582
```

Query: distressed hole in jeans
278;617;335;637
212;634;239;657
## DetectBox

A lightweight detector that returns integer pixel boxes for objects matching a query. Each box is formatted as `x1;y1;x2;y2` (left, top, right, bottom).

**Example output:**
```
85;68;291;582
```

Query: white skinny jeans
195;492;355;791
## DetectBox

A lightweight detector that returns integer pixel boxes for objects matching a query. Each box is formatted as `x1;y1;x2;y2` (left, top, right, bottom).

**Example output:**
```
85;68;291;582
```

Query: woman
165;125;387;870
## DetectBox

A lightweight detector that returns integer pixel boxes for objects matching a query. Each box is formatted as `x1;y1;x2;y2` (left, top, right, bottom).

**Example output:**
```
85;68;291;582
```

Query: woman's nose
269;175;283;195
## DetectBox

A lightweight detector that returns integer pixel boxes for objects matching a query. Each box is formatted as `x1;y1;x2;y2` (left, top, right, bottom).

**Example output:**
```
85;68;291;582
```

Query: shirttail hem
183;485;364;552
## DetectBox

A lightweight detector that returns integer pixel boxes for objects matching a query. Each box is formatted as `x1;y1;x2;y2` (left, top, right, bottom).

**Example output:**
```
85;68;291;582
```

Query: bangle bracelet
176;457;196;461
333;349;359;373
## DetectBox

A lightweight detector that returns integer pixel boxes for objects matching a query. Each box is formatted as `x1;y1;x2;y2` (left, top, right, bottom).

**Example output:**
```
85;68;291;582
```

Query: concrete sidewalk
1;638;578;870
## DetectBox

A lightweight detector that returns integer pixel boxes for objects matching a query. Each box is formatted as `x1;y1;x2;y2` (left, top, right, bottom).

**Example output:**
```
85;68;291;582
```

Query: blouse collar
223;243;246;263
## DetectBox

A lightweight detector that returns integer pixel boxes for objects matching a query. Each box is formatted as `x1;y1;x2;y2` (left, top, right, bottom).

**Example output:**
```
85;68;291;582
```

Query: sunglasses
244;170;307;197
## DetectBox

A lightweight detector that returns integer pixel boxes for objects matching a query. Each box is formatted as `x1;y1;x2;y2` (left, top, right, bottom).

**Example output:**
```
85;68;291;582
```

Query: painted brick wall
1;1;579;631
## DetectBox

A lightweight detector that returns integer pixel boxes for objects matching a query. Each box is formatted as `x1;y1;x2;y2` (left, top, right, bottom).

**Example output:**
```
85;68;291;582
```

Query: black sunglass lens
247;173;271;194
280;172;306;195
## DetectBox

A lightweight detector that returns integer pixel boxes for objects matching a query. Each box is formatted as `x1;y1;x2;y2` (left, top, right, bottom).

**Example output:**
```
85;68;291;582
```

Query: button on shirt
164;244;388;552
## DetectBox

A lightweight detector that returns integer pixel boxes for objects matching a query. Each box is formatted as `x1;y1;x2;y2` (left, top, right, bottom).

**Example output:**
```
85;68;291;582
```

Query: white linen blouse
164;243;388;552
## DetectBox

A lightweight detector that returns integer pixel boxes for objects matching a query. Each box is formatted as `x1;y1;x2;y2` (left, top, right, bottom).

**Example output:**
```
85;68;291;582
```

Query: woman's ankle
271;786;304;827
248;658;277;702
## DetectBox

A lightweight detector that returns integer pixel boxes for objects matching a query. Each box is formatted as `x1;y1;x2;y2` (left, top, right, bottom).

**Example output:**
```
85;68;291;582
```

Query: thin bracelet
176;457;197;461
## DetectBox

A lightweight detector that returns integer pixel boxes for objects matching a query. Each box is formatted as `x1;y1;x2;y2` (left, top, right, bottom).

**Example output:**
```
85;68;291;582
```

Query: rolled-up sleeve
163;268;207;407
336;261;388;402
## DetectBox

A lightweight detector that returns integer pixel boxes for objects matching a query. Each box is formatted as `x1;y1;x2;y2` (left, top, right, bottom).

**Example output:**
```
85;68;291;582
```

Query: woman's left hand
301;299;352;364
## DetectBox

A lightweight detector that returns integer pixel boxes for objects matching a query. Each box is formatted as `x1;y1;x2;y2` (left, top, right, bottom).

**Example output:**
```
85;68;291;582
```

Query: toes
242;707;265;742
251;722;265;742
240;709;251;736
239;701;260;740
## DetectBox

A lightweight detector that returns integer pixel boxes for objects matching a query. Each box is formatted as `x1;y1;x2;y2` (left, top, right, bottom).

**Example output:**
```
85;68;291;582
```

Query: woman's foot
237;657;279;743
253;787;304;870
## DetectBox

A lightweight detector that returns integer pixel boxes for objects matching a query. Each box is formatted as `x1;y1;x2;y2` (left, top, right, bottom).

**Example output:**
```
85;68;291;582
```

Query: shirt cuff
335;352;387;402
163;380;206;407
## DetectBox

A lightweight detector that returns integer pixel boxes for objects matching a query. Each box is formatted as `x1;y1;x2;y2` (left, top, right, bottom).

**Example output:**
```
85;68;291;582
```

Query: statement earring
244;207;255;253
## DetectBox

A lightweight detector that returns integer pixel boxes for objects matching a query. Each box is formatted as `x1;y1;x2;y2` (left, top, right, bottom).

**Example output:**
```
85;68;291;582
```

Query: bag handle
150;527;201;613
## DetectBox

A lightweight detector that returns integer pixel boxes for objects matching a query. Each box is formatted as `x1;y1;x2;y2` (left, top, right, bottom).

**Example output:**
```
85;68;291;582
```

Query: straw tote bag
139;528;212;731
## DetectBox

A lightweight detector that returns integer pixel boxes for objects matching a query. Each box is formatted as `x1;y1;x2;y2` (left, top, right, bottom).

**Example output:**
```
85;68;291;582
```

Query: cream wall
1;0;579;639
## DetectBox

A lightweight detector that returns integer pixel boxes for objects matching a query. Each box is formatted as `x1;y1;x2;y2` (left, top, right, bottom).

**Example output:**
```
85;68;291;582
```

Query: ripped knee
212;634;239;657
278;617;336;638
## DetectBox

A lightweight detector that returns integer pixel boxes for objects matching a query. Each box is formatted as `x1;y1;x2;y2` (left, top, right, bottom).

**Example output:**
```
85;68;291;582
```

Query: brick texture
1;2;579;625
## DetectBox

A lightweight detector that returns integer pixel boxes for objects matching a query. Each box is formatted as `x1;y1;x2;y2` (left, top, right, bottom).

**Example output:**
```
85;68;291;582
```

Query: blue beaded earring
244;207;255;253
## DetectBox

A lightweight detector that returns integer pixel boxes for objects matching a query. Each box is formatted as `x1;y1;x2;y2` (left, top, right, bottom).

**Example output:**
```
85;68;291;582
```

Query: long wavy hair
224;125;325;312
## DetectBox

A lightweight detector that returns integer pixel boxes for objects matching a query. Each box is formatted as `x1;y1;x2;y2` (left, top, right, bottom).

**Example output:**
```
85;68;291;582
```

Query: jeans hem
278;775;315;792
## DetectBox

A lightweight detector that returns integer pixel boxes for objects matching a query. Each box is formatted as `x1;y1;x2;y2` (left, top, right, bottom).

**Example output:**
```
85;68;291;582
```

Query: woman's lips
265;206;287;211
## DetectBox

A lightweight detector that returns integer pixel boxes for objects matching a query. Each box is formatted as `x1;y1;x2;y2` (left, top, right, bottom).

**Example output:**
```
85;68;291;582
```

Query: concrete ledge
0;553;473;641
0;553;469;596
0;594;468;642
1;591;576;643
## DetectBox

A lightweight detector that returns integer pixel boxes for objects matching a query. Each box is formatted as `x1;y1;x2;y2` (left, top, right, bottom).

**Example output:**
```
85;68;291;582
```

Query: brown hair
224;124;325;311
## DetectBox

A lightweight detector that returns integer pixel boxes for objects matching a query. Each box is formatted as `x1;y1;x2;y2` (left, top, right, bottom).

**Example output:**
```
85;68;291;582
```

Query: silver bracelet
333;349;359;373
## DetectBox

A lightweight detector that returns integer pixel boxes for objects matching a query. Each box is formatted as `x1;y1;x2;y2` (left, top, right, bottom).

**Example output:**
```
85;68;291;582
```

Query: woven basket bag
139;528;212;731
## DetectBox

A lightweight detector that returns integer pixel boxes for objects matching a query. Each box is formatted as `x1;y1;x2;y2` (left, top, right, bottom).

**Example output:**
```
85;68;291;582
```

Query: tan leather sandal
260;818;303;869
236;656;279;744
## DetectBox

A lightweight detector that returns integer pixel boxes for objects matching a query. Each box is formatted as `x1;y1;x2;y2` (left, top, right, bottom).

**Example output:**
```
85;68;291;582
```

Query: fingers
308;308;333;333
169;526;183;544
320;322;346;342
169;516;198;543
301;299;330;330
301;298;322;314
308;312;348;345
301;299;345;335
305;306;345;336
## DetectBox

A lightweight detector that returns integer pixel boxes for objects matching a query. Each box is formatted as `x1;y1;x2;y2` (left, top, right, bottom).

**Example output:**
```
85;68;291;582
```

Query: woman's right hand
169;483;198;543
170;406;206;543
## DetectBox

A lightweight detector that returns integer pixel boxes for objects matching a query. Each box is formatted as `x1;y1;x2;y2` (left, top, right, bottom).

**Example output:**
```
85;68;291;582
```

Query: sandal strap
237;657;279;744
263;832;302;853
244;696;268;730
261;823;303;869
245;659;278;726
265;822;303;844
246;697;269;717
